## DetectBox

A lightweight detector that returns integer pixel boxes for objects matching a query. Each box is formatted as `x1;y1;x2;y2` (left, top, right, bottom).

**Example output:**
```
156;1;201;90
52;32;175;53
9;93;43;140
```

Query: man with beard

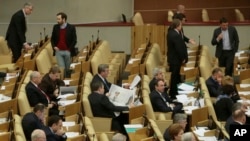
51;12;77;78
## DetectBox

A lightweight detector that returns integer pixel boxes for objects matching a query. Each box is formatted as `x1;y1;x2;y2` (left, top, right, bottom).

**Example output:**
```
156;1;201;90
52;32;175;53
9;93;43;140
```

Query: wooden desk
128;127;148;141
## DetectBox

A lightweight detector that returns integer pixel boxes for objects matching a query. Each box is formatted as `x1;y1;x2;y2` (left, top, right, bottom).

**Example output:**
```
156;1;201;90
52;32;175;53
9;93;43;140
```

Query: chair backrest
191;106;209;127
17;85;32;116
235;9;245;21
14;114;26;141
0;36;11;55
132;12;144;26
168;10;174;22
84;116;98;141
36;49;52;74
202;9;209;22
82;95;94;117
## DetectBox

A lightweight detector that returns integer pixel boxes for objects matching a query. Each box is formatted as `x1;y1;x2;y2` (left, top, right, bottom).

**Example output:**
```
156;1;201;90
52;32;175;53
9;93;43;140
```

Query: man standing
5;2;33;63
167;19;188;99
211;17;239;76
51;12;77;78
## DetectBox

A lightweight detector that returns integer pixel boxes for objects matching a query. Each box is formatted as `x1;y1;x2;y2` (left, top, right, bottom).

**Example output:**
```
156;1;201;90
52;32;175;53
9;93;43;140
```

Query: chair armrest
90;117;112;132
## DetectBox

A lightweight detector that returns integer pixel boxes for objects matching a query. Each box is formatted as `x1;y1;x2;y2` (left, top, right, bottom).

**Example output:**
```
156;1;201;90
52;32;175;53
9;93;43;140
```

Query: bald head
31;129;46;141
177;5;185;14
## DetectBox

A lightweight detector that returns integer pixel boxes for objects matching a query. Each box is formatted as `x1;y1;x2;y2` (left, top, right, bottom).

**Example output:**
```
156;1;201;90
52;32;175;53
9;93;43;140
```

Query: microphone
198;35;200;47
96;30;99;44
43;27;46;39
147;33;152;47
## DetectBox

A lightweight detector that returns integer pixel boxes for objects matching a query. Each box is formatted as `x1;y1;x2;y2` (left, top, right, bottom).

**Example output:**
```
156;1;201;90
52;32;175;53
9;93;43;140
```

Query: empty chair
132;12;144;26
202;9;209;22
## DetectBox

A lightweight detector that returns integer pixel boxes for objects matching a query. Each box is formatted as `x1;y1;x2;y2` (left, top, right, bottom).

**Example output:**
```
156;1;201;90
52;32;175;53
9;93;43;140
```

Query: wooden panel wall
134;0;250;24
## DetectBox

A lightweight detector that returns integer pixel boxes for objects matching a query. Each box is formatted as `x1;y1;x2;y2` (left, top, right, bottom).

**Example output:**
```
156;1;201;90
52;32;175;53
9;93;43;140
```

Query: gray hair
181;132;195;141
173;113;187;123
31;129;45;141
98;64;109;74
152;68;162;77
30;71;40;80
24;2;33;8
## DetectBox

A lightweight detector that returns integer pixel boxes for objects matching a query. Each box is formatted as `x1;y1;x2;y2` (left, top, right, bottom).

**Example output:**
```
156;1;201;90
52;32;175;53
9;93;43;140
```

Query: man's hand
217;33;223;41
189;39;196;45
54;47;59;51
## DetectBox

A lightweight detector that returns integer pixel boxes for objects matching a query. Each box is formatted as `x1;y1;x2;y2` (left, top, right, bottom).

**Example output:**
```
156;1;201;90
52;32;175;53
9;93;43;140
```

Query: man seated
26;71;59;116
149;68;168;92
31;129;46;141
150;79;183;113
22;103;46;141
39;66;65;102
88;80;133;136
206;68;224;97
91;64;112;94
163;113;188;141
42;115;67;141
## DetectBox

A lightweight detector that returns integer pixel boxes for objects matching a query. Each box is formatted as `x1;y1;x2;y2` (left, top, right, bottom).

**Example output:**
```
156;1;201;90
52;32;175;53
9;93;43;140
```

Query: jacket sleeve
100;95;129;112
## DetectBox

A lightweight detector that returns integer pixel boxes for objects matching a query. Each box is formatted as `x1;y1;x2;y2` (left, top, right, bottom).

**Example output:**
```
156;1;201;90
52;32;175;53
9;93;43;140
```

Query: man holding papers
150;79;183;114
88;81;134;137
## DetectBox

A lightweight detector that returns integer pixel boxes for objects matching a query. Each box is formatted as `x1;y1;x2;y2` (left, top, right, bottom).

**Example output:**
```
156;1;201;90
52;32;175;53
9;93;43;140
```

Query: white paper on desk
176;95;189;105
65;132;79;138
240;84;250;88
178;83;195;91
198;136;217;141
58;100;76;106
63;121;76;127
57;93;75;99
235;51;245;56
183;67;194;71
129;75;141;90
70;62;81;69
0;118;7;124
183;106;199;115
188;50;196;53
63;80;71;86
0;94;11;103
109;84;134;106
238;91;250;95
178;90;194;95
128;58;140;64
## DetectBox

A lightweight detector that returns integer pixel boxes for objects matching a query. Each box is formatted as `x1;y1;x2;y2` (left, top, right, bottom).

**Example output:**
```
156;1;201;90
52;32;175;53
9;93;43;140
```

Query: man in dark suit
42;115;67;141
229;109;246;135
206;67;223;97
26;71;59;116
22;103;46;141
149;68;168;92
211;17;239;76
51;12;77;78
167;19;188;99
91;64;112;94
150;79;183;114
88;80;131;135
5;2;33;63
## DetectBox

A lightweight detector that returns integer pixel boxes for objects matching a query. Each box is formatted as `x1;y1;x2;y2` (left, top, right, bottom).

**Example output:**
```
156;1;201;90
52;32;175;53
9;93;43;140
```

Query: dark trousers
169;63;181;99
219;50;235;76
8;42;22;63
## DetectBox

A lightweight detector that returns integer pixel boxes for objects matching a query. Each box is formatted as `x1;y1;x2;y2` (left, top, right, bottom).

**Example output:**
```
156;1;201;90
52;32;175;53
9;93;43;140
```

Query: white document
198;136;217;141
178;83;195;91
240;84;250;88
57;93;75;100
129;75;141;90
58;100;76;106
65;132;80;138
238;91;250;95
109;84;134;106
178;90;195;95
63;121;76;127
63;80;71;86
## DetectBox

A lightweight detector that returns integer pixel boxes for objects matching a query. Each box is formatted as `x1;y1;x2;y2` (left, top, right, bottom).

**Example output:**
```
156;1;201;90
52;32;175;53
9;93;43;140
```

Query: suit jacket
149;90;183;113
211;26;239;58
5;9;26;47
51;23;77;57
39;73;58;101
88;92;129;118
22;112;44;141
167;28;188;65
92;74;111;94
42;126;67;141
205;76;222;97
215;96;234;121
25;81;49;107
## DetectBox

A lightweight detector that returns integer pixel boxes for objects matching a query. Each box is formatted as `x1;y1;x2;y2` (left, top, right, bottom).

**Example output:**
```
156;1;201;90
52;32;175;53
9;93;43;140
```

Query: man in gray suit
211;17;239;76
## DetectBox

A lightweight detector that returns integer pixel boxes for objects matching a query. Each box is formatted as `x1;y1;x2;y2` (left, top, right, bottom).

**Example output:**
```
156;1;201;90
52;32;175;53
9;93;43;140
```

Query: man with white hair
6;2;33;62
31;129;46;141
149;68;168;92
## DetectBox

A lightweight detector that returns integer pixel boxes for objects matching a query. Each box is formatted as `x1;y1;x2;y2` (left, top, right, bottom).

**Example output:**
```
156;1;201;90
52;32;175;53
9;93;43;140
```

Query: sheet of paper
63;121;76;127
129;75;141;90
178;83;195;91
109;84;134;106
65;132;80;138
58;100;76;106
